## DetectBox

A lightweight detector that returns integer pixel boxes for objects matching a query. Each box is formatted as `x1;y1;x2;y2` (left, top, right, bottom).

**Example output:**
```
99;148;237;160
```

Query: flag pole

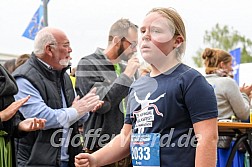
43;0;48;26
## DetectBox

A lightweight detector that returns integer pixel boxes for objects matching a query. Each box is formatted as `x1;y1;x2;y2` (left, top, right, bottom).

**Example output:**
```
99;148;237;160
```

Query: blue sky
1;0;252;67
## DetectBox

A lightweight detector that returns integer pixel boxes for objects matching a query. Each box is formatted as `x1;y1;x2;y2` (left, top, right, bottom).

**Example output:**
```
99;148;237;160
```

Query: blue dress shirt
14;77;89;162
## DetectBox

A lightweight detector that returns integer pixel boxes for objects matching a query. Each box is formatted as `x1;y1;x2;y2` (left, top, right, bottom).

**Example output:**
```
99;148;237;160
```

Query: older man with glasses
13;27;102;167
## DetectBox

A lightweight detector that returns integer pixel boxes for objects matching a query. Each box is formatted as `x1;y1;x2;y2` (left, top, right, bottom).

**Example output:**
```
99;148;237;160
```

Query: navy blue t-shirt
125;64;218;167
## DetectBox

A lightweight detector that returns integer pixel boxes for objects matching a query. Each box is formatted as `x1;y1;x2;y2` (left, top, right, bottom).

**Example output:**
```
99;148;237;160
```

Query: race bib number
130;133;160;167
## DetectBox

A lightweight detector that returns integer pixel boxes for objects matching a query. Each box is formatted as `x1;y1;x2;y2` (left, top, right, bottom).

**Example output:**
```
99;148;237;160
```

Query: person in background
69;67;83;139
3;59;16;74
13;27;103;167
15;54;30;70
139;62;151;76
70;67;77;88
0;64;46;167
75;18;139;167
75;7;218;167
202;48;252;120
202;47;252;167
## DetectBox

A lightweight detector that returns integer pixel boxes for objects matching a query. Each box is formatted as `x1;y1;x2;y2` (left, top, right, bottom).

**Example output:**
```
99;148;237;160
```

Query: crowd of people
0;6;251;167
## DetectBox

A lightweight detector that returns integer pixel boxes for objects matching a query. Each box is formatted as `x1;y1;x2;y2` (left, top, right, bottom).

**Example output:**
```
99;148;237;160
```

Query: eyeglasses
49;42;70;48
121;37;137;49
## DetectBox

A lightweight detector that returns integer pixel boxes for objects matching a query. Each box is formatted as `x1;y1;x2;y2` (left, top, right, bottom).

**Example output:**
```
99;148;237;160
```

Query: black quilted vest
13;53;82;167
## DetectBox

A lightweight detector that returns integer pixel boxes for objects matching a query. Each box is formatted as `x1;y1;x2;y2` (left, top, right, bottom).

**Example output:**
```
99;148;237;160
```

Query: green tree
192;48;204;67
192;24;252;67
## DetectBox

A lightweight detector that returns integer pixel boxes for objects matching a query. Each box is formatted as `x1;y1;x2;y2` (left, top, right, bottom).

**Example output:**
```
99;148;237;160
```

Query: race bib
130;133;160;167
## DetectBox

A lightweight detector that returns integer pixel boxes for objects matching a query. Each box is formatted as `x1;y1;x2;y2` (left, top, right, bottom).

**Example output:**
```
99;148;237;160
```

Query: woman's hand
0;95;30;122
240;83;252;97
18;118;46;132
75;153;97;167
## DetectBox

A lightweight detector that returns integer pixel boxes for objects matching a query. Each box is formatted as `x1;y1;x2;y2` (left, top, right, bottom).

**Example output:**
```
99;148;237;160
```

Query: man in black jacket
13;27;102;167
75;19;139;167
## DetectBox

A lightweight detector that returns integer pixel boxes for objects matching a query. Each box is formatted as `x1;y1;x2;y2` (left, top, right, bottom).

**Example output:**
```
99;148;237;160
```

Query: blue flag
22;1;48;40
230;48;241;85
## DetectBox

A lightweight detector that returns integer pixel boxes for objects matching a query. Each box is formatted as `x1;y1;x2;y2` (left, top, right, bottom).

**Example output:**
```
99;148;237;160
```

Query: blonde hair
147;7;186;60
202;48;232;74
139;62;151;76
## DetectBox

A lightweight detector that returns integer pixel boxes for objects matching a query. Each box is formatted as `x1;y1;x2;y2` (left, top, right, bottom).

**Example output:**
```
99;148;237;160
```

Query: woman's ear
219;61;225;69
174;35;184;48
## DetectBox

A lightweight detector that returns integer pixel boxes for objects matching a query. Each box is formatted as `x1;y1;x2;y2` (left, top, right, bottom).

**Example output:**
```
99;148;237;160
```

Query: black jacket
76;49;134;150
13;54;82;167
0;64;26;167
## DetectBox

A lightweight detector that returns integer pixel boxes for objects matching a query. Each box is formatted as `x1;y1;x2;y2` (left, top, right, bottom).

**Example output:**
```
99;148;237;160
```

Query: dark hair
3;59;16;74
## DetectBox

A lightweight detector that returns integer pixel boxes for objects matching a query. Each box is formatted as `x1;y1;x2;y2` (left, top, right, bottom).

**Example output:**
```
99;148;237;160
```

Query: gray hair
33;27;57;54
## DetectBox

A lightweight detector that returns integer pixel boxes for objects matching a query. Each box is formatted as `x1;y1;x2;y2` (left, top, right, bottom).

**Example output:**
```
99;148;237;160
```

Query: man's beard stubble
117;42;133;61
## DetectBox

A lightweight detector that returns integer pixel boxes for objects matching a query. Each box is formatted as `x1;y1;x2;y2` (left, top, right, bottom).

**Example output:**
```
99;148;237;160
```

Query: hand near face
0;95;30;122
123;56;140;78
18;118;46;132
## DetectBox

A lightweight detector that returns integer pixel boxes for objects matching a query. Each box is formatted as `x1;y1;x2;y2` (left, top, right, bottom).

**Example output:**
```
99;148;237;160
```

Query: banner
230;48;241;85
22;1;48;40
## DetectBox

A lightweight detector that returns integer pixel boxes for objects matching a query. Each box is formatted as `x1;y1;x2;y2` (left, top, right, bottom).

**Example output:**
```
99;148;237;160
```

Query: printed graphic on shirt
132;92;165;133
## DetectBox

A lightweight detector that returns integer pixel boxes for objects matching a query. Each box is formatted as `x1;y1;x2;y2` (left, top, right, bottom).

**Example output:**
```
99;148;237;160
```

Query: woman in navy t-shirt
75;7;218;167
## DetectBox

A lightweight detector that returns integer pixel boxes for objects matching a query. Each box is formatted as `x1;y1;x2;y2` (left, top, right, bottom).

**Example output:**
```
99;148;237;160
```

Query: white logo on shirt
133;92;165;133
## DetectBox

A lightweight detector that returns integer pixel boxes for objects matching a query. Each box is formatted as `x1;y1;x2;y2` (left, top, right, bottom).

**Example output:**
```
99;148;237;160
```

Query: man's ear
112;36;122;47
45;44;53;56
